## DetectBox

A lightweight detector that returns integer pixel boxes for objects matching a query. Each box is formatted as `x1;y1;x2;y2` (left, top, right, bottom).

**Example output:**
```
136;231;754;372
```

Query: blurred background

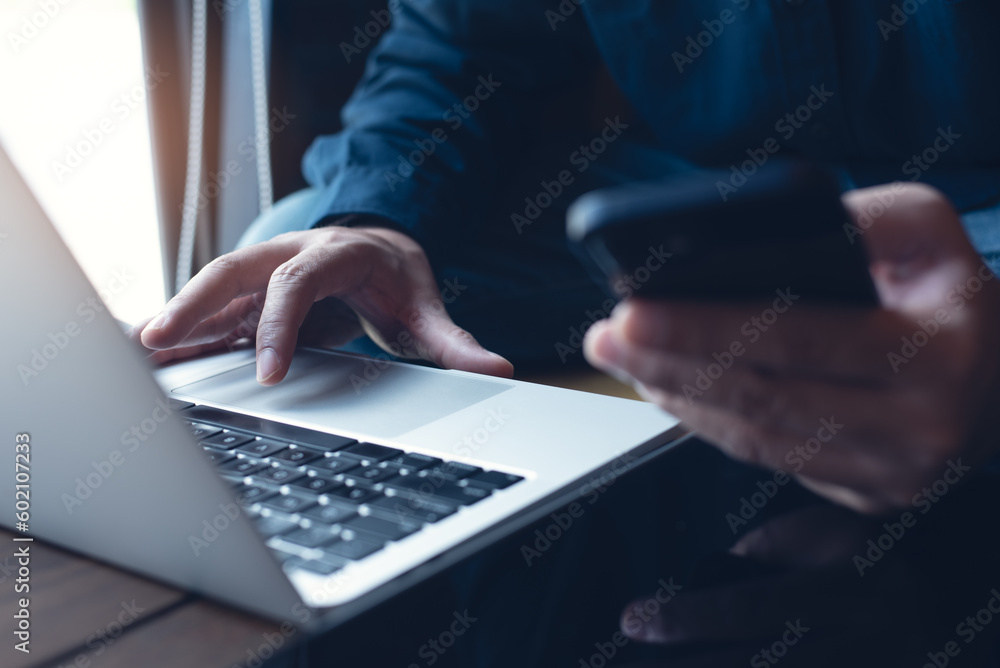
0;0;164;324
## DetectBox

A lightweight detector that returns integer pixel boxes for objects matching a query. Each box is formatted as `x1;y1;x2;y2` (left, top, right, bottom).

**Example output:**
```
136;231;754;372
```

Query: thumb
843;182;975;265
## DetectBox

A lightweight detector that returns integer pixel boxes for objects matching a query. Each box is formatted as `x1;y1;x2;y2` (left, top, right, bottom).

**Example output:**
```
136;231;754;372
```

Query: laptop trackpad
171;349;513;439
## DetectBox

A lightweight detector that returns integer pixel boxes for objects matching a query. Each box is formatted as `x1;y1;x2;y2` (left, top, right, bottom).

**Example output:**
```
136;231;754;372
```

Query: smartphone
566;161;879;305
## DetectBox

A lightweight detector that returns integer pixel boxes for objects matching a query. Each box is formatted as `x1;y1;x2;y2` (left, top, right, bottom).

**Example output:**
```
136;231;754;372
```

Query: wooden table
1;373;640;668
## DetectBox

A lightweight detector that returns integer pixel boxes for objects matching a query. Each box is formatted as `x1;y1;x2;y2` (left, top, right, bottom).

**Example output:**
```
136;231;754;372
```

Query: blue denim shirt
301;0;1000;256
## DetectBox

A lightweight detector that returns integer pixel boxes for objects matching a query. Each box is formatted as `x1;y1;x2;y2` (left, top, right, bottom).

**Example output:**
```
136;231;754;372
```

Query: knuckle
441;323;476;347
205;252;242;279
269;259;314;289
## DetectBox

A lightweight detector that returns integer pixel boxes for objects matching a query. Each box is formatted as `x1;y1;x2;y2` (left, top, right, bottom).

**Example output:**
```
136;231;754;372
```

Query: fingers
607;297;964;383
585;321;903;503
159;293;265;348
843;183;975;265
127;315;251;366
585;320;887;437
252;244;358;384
396;299;514;377
140;237;302;350
139;225;514;383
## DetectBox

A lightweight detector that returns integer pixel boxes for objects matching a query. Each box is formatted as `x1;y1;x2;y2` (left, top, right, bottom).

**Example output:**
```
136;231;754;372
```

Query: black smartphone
566;161;879;305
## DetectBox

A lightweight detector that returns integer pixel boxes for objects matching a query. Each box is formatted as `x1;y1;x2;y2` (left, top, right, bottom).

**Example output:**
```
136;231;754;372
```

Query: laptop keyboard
170;400;525;577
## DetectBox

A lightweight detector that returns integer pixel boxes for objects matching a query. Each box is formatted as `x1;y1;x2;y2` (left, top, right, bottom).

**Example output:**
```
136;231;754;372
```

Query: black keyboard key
308;455;360;477
323;536;383;561
255;515;300;537
326;485;381;504
419;462;482;483
234;439;288;458
288;475;343;496
385;477;486;505
384;476;448;497
182;406;357;451
365;496;455;524
283;526;340;549
271;548;302;565
203;448;236;465
344;465;398;485
385;476;492;506
251;467;306;486
270;446;322;467
430;483;492;506
462;470;524;491
303;502;358;525
202;431;255;450
343;515;421;542
370;495;460;521
188;421;222;440
293;557;348;576
339;442;403;464
218;458;267;477
261;494;317;515
385;452;441;473
233;485;276;506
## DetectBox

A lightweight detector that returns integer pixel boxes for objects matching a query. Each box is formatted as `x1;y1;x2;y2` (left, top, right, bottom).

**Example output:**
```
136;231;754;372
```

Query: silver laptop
0;142;684;628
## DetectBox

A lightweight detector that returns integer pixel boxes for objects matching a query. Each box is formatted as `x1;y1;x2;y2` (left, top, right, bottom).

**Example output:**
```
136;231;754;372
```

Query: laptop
0;142;684;629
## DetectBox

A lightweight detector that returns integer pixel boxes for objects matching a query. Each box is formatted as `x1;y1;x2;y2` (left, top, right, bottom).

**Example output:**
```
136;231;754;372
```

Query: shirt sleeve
300;0;600;253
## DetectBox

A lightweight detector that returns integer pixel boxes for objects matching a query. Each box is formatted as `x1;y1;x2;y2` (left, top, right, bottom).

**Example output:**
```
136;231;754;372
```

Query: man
139;1;1000;524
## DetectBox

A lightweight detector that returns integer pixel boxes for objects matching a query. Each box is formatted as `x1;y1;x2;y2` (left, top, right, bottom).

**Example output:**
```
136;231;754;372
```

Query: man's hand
585;183;1000;513
137;224;513;383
